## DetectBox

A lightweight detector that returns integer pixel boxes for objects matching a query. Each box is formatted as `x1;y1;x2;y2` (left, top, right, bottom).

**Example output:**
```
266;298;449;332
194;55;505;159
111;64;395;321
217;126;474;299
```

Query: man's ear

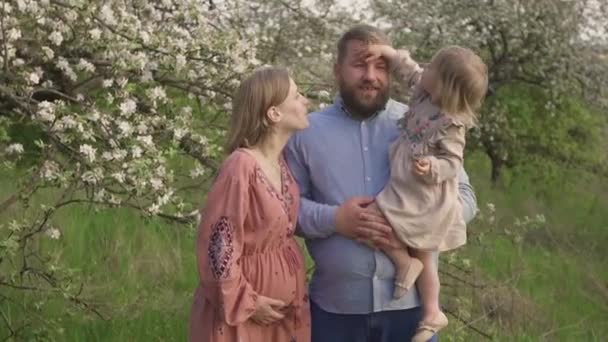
333;62;340;81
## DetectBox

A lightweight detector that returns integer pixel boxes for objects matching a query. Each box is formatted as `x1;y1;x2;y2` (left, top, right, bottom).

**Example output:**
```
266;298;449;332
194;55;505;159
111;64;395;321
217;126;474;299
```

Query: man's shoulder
297;105;344;138
382;99;409;121
308;104;343;123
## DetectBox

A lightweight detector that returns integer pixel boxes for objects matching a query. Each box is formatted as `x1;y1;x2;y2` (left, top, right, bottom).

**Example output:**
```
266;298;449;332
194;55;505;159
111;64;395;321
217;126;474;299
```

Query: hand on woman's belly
240;244;301;306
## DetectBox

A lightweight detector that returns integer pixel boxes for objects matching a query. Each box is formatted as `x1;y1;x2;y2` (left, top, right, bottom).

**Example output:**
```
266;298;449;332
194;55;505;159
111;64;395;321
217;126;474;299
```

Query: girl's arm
367;45;423;88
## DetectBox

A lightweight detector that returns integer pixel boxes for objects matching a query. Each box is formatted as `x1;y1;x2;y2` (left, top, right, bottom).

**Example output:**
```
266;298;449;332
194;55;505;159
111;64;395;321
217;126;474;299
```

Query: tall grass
1;151;607;341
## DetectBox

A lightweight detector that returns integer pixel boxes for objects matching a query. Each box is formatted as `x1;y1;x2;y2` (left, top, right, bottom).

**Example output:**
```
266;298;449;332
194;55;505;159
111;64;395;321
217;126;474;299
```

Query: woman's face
274;78;310;132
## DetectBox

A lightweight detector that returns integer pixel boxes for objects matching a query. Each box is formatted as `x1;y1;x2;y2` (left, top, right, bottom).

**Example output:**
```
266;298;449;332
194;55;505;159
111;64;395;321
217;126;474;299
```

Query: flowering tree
372;0;608;181
0;0;263;337
0;0;351;337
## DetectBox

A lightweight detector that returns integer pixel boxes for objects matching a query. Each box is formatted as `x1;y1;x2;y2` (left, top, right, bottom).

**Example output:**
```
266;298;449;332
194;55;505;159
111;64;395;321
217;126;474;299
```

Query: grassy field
2;151;607;341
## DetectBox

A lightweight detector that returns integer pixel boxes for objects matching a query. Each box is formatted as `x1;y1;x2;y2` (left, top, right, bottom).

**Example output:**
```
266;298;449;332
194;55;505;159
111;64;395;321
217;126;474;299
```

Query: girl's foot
393;257;423;299
411;311;448;342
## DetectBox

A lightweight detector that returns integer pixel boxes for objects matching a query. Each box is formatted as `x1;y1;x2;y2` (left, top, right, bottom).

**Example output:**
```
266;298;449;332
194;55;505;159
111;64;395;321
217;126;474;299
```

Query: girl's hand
413;158;431;176
365;44;398;63
250;295;286;325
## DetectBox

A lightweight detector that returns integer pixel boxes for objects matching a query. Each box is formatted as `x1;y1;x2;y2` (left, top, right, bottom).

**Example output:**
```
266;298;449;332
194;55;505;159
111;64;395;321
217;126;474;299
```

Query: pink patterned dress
189;149;310;342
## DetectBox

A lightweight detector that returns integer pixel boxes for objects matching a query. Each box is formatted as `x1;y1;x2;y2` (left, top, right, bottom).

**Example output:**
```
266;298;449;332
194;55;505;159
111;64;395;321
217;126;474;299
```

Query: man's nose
363;64;378;81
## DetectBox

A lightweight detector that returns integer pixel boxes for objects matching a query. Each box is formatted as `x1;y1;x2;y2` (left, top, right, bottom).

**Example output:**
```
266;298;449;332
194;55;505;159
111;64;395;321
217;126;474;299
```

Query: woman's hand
250;295;286;325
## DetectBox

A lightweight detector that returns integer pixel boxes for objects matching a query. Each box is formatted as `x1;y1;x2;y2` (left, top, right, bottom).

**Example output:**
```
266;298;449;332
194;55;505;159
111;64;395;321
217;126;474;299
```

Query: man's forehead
345;40;370;59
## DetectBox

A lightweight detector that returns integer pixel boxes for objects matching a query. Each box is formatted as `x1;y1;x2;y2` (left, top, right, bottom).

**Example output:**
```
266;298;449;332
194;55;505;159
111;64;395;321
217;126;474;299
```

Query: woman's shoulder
217;149;258;179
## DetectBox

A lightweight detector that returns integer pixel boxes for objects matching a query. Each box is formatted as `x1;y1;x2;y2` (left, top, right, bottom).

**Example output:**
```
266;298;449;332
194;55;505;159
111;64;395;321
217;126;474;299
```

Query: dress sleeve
196;156;258;326
420;122;466;184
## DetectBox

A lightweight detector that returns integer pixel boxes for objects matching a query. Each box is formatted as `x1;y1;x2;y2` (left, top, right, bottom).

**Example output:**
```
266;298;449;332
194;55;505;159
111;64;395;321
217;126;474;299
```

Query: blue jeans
311;301;438;342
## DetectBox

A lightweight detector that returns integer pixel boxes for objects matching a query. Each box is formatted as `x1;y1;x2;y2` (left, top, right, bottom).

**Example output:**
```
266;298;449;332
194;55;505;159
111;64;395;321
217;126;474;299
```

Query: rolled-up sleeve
457;168;477;223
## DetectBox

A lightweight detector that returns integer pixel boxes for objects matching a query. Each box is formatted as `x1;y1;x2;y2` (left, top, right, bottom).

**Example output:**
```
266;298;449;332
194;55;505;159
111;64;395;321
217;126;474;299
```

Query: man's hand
335;197;391;241
250;296;286;325
359;202;401;248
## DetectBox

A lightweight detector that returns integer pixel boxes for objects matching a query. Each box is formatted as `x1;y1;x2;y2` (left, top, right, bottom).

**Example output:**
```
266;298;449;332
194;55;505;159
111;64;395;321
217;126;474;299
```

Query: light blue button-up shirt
285;97;477;314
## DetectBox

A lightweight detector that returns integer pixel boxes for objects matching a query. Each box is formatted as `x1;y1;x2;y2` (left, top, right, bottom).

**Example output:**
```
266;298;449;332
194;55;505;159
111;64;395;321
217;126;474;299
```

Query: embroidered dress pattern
207;216;234;280
255;160;296;235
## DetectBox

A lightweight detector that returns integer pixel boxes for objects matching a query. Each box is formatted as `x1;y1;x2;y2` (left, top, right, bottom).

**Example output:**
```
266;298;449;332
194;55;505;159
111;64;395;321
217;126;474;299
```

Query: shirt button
366;176;372;182
362;121;366;126
363;146;369;151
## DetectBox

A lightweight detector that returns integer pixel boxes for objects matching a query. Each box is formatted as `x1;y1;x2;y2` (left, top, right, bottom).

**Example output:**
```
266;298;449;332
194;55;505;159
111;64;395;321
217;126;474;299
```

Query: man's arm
285;135;390;241
285;136;337;239
457;168;478;223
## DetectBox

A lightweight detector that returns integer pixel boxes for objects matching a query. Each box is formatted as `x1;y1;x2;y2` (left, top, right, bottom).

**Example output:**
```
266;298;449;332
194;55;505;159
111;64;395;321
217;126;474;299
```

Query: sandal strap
394;281;409;289
416;324;439;334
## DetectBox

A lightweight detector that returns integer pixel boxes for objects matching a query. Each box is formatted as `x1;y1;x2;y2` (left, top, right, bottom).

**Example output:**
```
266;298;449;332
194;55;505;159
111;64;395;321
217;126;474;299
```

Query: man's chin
340;88;389;117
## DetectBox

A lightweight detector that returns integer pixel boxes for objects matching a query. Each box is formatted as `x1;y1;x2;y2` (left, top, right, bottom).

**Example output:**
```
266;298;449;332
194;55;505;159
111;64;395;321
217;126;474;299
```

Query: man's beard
338;78;390;119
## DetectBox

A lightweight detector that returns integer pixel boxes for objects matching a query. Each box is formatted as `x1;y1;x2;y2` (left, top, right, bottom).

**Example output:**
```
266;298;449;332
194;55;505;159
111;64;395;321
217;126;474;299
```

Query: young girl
365;45;488;342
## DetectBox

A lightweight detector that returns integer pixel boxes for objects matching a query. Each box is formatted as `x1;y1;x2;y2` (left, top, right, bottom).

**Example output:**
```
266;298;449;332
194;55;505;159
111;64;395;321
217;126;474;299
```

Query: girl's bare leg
410;249;448;342
382;245;423;298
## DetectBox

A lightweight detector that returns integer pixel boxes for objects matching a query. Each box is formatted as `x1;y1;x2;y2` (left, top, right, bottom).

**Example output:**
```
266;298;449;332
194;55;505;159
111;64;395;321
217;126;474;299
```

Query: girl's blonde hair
226;66;290;153
431;46;488;127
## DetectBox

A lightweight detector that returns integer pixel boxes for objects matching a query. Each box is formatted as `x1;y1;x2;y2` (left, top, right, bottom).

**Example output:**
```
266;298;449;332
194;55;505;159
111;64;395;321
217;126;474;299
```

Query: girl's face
421;61;441;104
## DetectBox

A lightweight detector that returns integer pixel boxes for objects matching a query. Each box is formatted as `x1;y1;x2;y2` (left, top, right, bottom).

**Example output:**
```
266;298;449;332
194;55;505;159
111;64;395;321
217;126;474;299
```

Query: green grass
2;151;608;341
456;152;608;341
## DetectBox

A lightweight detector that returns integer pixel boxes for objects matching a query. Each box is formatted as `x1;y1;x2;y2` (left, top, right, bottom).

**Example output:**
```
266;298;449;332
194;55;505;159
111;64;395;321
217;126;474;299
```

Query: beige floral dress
375;51;467;252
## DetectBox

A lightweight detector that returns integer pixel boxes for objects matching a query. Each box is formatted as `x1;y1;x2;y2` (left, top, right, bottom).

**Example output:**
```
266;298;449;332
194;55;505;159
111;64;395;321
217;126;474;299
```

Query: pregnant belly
240;244;302;305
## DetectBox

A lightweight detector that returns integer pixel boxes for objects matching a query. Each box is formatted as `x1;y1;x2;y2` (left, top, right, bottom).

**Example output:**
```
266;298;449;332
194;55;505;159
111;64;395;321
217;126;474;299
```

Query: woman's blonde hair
431;46;488;127
226;66;291;153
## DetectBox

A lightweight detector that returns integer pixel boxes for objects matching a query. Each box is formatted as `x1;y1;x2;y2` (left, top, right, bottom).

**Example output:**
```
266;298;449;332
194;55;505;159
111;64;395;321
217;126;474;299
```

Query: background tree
371;0;608;181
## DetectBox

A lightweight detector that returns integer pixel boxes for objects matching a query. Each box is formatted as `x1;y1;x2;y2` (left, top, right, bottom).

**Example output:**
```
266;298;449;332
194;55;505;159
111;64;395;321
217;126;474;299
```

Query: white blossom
149;86;167;102
190;165;206;178
81;169;102;184
131;146;143;158
79;144;97;163
89;28;102;40
5;143;24;155
49;31;63;46
7;28;22;42
112;172;126;184
118;121;133;136
102;79;113;88
94;188;106;202
77;59;95;73
37;101;56;122
173;128;186;140
150;177;163;191
41;46;54;60
46;227;61;240
41;160;60;180
136;123;148;134
136;135;153;147
99;4;117;26
30;72;42;87
119;99;137;116
176;54;187;71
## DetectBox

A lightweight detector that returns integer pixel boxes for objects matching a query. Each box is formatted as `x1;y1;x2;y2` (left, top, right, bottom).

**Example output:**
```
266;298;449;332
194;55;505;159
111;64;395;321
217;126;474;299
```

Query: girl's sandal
411;311;448;342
